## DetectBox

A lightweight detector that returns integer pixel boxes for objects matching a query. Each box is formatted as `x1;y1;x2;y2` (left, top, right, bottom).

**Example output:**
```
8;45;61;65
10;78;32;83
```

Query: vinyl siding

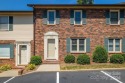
0;15;33;41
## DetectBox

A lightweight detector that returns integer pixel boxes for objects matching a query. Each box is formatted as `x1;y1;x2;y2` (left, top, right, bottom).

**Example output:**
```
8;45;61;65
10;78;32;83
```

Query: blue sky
33;0;125;4
0;0;125;11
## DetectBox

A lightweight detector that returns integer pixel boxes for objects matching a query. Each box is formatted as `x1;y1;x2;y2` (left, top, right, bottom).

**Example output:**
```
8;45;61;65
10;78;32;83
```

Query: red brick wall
34;9;125;62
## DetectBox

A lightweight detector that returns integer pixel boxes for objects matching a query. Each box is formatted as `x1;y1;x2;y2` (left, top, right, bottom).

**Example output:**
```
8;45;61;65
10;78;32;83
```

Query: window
110;10;120;25
0;16;9;30
108;39;121;52
74;10;82;25
47;10;56;25
0;45;11;58
71;39;86;52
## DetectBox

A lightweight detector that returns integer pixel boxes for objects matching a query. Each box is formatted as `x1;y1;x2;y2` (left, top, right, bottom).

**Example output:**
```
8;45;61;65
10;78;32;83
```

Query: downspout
33;5;36;56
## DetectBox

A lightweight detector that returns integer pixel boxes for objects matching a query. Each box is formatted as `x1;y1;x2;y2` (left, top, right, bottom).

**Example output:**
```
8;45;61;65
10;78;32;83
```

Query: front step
42;60;59;64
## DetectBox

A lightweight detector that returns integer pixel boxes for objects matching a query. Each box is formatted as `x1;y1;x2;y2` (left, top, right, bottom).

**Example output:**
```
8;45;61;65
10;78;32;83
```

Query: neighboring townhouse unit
0;1;33;67
28;4;125;63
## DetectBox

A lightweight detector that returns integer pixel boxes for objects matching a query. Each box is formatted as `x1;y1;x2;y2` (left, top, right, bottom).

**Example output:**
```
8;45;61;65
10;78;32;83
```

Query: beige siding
0;15;33;41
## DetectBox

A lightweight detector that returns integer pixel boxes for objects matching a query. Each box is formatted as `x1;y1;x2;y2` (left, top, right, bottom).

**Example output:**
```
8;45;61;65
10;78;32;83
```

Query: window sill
0;57;11;59
110;24;120;26
70;52;86;54
47;24;56;26
0;30;9;32
108;52;122;53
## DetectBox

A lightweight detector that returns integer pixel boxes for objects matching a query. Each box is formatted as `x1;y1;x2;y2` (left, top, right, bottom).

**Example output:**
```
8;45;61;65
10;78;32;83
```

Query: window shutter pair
43;10;60;24
104;38;125;52
9;16;13;31
66;38;90;53
70;10;87;25
106;10;124;25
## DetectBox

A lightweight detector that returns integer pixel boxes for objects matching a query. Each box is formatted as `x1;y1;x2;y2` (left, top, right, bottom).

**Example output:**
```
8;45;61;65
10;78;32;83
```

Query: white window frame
0;16;9;31
110;10;120;25
108;39;122;53
74;10;82;25
70;39;86;53
0;45;10;59
47;10;56;25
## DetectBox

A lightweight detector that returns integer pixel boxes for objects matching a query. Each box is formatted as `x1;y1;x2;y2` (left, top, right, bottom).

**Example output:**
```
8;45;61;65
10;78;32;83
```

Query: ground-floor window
108;39;121;52
0;44;11;58
71;39;86;52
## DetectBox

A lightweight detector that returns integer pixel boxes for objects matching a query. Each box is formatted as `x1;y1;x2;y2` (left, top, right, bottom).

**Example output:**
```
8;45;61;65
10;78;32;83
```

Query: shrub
110;54;124;64
30;56;42;65
64;54;75;63
26;64;36;70
0;64;12;71
77;54;90;65
93;46;108;63
122;54;125;62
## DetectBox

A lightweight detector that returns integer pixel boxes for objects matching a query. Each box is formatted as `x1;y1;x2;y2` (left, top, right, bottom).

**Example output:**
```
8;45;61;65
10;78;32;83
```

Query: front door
19;45;28;65
47;39;55;59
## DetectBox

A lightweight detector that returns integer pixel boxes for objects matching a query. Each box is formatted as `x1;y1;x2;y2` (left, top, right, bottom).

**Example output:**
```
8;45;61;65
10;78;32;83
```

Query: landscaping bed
60;63;125;70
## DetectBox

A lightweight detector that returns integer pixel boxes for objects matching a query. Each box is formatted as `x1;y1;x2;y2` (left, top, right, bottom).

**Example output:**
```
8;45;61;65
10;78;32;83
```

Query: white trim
44;31;58;60
70;39;86;53
108;39;122;53
16;42;31;66
47;10;56;25
0;16;9;31
110;10;120;25
74;10;82;25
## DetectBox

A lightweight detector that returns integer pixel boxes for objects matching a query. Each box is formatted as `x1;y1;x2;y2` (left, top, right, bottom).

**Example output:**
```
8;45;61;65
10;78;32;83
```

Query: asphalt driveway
0;70;125;83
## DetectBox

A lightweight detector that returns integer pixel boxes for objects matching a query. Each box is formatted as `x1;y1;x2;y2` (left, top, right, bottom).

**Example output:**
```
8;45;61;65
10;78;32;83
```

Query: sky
33;0;125;4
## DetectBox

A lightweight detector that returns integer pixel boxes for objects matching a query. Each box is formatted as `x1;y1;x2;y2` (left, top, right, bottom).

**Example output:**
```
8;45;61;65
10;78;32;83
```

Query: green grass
60;63;125;70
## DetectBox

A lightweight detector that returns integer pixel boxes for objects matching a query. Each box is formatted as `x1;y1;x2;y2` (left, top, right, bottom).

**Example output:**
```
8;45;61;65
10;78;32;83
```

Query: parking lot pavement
0;70;124;83
0;77;11;83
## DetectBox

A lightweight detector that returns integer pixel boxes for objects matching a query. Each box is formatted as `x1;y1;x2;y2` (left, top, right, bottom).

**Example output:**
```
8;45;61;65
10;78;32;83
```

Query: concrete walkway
36;64;60;72
0;70;19;77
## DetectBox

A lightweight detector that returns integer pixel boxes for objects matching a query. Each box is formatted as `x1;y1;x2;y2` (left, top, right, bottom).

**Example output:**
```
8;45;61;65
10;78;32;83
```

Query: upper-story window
0;16;9;31
110;10;120;25
47;10;56;25
74;10;82;25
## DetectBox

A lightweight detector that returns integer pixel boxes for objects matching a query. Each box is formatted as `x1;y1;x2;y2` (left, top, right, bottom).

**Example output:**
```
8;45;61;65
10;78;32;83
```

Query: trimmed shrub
77;54;90;65
30;56;42;65
93;46;108;63
64;54;75;63
110;54;124;64
0;64;12;71
122;54;125;62
26;64;36;70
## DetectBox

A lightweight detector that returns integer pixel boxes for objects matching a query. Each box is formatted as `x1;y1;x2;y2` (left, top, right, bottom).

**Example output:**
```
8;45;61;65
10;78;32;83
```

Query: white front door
44;32;58;60
19;45;28;64
47;39;55;59
16;43;31;66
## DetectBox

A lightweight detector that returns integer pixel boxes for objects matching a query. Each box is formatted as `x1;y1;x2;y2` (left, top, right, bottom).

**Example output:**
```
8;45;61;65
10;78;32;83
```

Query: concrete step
42;60;59;64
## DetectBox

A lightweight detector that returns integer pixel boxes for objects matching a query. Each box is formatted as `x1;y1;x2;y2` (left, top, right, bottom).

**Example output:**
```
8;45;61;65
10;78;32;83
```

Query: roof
0;0;33;12
28;4;125;9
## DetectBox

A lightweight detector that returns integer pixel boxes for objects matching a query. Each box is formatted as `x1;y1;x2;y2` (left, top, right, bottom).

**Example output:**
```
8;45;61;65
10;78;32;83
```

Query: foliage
77;54;90;65
122;54;125;62
26;64;36;70
64;54;75;63
93;46;108;63
77;0;94;4
0;64;12;71
110;54;124;64
30;56;42;65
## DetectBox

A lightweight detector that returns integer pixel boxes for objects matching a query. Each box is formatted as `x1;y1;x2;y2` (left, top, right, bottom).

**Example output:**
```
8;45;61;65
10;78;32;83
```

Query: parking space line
3;77;15;83
56;72;59;83
101;71;123;83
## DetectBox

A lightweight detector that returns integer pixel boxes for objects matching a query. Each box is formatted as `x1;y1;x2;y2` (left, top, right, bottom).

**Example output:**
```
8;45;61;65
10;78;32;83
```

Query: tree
77;0;94;4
